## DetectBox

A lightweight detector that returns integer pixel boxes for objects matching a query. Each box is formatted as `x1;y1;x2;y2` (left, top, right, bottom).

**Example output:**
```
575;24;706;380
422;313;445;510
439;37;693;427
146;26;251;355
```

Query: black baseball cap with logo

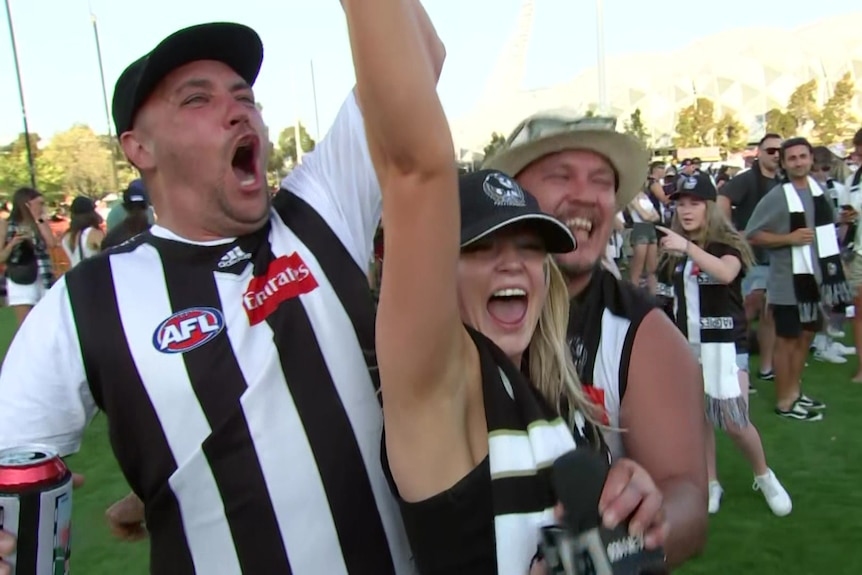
459;169;575;253
111;22;264;136
670;173;717;202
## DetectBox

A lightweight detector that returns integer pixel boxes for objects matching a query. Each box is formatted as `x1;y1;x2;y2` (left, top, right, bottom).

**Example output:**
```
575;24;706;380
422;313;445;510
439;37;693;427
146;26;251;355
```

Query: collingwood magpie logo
218;246;252;269
483;172;526;207
569;335;588;380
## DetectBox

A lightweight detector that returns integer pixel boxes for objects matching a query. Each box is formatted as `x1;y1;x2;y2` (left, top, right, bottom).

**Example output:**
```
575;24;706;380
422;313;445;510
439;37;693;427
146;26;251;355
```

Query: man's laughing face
516;149;617;278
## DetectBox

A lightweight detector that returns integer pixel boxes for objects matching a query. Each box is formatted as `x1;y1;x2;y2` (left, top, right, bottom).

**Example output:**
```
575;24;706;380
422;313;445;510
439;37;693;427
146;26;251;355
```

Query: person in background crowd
61;196;104;268
485;111;708;567
718;134;783;384
647;161;671;218
101;184;154;250
746;137;852;421
655;173;791;517
0;187;56;328
808;146;855;363
627;182;661;293
0;7;446;572
715;172;730;191
841;127;862;381
105;179;155;232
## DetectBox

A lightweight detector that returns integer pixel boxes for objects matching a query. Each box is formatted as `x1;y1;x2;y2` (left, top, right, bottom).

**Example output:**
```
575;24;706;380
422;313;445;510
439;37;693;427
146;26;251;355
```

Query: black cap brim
113;23;263;136
461;212;576;253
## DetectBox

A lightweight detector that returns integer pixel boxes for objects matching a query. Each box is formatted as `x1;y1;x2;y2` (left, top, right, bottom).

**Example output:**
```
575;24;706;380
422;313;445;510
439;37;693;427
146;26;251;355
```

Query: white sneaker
708;481;723;514
814;348;848;363
827;326;846;339
829;341;856;356
753;469;792;517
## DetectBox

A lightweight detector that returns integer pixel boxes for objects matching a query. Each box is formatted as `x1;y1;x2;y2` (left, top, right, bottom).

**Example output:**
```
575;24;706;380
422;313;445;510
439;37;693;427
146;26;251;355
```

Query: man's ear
120;130;155;172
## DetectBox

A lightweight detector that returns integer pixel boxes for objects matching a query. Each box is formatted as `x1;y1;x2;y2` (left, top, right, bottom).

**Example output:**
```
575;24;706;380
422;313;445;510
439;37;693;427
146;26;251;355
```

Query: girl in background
656;173;791;517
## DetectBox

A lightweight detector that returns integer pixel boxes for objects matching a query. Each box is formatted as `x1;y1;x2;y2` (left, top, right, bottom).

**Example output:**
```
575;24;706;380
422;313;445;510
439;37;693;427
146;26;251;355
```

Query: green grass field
1;305;859;574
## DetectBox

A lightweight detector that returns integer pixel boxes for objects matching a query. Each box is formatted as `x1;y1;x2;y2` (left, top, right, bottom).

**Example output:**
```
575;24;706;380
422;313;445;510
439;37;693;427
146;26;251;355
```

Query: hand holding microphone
539;450;669;575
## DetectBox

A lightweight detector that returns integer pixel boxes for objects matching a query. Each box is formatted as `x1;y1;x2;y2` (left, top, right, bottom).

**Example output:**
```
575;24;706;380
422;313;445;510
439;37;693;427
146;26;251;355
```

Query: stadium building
451;1;862;161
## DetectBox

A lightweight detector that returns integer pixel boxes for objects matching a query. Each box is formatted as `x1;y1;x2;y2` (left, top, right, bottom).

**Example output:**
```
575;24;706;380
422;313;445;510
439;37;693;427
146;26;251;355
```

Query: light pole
3;0;37;189
90;9;120;192
595;0;608;115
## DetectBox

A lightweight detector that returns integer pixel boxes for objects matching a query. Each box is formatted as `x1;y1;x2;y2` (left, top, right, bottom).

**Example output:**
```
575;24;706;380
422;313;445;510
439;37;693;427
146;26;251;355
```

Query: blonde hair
660;199;755;276
527;257;604;433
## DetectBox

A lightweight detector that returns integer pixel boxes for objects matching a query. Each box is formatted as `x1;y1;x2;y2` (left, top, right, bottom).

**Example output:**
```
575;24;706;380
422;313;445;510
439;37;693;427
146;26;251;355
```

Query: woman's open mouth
487;287;529;327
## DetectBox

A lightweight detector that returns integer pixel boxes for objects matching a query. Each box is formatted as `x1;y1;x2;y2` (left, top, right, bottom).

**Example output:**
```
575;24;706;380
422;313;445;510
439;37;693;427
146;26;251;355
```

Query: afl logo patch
152;307;225;354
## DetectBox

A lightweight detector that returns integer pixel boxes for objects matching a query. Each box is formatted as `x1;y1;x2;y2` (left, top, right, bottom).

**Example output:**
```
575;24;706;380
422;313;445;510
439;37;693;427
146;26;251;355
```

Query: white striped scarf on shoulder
783;177;853;322
467;327;603;575
656;249;747;429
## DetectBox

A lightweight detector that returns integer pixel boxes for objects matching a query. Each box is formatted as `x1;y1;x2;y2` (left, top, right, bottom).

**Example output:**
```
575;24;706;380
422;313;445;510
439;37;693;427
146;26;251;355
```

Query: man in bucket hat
485;110;708;568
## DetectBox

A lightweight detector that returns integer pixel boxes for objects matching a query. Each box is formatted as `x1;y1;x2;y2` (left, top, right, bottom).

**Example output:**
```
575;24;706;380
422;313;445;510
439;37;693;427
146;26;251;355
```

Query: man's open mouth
232;135;260;187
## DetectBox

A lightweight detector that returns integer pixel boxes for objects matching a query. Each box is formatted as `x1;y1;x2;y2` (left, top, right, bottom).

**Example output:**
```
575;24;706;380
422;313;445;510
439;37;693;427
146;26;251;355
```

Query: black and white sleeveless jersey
0;93;415;575
567;268;657;460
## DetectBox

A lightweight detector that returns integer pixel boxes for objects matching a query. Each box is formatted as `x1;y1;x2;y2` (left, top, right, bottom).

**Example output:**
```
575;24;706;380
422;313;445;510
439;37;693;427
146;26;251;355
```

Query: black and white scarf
783;177;853;322
467;328;601;574
656;251;747;429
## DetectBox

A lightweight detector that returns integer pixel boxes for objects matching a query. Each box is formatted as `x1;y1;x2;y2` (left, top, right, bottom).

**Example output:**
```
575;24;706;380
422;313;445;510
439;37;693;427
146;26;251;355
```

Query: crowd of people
0;180;154;331
0;2;858;573
606;130;862;515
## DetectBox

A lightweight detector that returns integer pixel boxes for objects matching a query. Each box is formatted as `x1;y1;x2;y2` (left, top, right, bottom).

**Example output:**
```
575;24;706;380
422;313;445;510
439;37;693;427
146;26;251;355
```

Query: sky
0;0;858;145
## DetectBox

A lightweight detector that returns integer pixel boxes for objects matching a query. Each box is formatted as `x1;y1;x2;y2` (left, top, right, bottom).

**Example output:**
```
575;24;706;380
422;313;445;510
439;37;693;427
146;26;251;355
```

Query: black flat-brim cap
460;170;575;254
112;22;263;136
669;173;717;202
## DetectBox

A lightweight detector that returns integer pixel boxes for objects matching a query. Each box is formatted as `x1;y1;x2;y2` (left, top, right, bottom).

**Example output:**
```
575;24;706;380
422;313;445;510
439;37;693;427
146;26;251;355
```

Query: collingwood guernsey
0;94;415;575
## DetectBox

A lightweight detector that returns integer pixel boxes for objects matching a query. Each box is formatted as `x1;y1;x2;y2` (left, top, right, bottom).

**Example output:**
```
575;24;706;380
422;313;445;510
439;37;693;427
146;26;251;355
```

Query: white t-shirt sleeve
0;278;97;457
281;90;381;270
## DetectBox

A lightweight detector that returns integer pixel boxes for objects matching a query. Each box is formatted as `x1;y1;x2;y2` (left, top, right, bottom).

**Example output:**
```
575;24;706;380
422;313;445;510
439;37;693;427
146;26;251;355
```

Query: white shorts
6;278;46;307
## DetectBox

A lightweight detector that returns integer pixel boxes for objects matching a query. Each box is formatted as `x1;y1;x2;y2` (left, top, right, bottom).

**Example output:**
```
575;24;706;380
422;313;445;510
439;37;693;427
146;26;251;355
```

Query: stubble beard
213;177;272;236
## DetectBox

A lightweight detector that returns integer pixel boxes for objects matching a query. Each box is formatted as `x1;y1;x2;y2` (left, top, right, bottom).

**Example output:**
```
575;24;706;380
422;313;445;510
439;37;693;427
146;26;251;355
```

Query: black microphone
538;450;668;575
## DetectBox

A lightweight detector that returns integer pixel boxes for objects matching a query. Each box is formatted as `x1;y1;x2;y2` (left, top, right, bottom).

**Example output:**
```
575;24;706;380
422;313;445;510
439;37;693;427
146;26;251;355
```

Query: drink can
0;446;73;575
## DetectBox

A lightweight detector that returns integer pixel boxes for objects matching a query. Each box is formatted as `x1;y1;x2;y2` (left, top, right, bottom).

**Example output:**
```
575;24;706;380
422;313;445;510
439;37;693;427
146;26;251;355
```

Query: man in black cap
101;181;154;250
106;179;155;232
0;7;444;574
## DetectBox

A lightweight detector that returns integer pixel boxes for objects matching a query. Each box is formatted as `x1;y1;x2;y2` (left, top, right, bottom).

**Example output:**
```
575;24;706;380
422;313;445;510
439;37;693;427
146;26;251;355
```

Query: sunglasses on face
815;166;832;173
763;147;781;155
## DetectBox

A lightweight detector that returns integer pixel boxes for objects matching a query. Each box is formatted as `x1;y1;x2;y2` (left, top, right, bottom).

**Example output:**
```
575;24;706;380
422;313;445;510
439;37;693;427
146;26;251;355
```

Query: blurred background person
809;146;855;363
101;182;154;250
61;196;104;268
105;179;155;233
0;187;56;328
627;183;661;293
841;128;862;381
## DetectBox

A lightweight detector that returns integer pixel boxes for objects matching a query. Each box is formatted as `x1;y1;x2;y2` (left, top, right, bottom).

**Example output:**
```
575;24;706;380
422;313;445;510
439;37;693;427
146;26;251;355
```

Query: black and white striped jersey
0;93;415;575
568;268;657;460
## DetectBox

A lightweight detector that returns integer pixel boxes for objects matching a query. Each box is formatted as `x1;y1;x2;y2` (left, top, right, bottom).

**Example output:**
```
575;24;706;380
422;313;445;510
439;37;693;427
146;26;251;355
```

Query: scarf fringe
798;301;820;324
705;394;749;430
821;281;854;308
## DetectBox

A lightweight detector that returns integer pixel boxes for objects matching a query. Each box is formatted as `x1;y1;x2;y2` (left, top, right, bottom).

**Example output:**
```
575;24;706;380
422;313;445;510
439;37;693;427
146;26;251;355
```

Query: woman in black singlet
343;1;669;573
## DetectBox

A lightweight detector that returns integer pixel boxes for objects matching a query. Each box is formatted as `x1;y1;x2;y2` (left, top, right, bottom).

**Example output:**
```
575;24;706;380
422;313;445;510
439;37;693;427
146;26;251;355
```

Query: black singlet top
381;448;495;574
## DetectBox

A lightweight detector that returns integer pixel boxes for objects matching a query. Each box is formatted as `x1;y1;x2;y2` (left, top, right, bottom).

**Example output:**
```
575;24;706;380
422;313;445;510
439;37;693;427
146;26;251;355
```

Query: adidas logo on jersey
218;246;252;269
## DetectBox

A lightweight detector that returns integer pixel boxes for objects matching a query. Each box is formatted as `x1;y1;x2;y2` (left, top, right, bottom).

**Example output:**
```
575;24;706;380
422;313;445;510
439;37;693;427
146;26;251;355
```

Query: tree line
484;73;858;159
0;104;316;206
